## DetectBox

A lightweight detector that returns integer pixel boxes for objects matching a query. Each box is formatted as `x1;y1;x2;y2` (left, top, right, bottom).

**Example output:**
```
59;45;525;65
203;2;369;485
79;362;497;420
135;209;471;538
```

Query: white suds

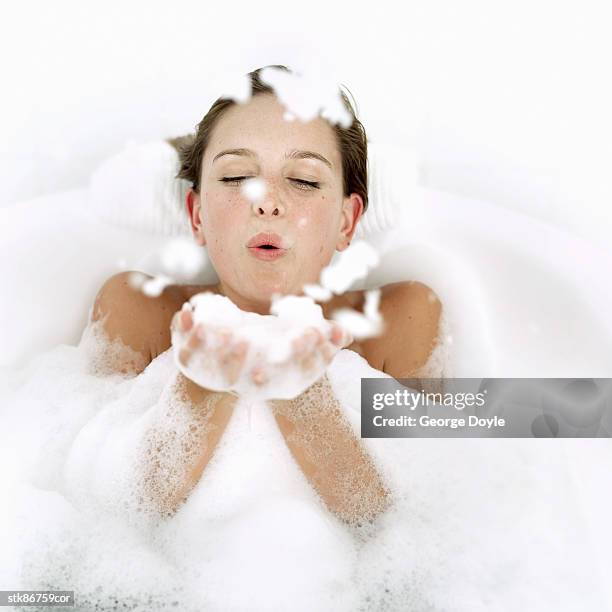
320;240;380;295
331;289;383;341
303;240;383;340
241;177;267;203
173;293;338;400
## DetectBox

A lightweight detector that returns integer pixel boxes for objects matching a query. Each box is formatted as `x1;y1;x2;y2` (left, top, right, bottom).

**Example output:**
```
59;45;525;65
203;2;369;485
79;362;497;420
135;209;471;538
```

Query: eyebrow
212;148;333;170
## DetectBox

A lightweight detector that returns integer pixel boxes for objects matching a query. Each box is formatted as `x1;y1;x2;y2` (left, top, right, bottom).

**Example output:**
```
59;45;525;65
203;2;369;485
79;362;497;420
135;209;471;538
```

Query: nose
251;186;286;218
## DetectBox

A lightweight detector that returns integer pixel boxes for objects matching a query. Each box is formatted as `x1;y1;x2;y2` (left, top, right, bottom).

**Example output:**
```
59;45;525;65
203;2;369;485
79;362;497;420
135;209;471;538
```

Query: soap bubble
241;177;267;203
259;66;353;128
127;271;148;291
331;307;383;341
302;283;333;302
320;241;380;295
160;237;207;279
210;72;252;105
331;289;383;341
141;275;173;298
363;289;383;324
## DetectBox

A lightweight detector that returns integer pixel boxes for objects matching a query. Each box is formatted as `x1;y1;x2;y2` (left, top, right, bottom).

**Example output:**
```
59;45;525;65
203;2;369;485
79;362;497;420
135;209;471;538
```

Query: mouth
246;231;290;261
247;244;288;262
246;231;287;249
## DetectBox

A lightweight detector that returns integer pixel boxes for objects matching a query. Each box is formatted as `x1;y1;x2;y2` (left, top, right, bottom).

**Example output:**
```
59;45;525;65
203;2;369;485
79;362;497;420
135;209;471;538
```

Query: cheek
295;208;339;261
200;197;246;268
204;193;244;236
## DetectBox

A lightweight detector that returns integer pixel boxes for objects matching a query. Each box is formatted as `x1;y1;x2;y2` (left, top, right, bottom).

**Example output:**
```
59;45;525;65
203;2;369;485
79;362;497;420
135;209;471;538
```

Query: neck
213;281;274;316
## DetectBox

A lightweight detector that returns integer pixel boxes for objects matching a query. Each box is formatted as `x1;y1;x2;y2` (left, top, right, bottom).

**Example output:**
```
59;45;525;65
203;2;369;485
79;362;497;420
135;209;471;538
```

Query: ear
335;193;364;252
186;188;206;246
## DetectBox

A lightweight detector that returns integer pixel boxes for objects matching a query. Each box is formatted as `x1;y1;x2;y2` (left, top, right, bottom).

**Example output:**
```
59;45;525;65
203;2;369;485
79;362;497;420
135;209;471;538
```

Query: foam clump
172;292;338;400
260;65;353;128
320;240;380;295
127;237;208;297
241;177;267;203
159;237;207;279
304;240;384;342
331;288;384;341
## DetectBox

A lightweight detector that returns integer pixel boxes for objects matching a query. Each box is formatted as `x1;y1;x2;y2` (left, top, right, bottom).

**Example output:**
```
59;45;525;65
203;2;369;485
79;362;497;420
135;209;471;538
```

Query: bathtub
1;172;611;611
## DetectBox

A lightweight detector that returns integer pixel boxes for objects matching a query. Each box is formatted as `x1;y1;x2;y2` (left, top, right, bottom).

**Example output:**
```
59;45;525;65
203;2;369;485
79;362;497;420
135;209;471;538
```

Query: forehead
205;93;341;171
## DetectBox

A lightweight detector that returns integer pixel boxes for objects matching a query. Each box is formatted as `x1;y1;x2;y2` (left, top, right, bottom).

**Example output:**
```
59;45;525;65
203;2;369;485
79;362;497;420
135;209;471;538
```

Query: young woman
91;65;443;527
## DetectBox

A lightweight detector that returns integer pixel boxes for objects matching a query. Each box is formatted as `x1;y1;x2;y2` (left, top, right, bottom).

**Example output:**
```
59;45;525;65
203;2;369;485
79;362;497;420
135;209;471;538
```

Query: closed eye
219;176;320;190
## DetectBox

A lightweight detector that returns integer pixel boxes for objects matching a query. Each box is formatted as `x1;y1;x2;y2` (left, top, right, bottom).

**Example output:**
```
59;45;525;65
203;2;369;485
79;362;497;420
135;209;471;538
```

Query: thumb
331;323;353;348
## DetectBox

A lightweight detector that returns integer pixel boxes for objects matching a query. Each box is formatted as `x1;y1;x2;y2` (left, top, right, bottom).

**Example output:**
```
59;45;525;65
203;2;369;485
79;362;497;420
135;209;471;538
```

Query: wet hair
172;64;369;213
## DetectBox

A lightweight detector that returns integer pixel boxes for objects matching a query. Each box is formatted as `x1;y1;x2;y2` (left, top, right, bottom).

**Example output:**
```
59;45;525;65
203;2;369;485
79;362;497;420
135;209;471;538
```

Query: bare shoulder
91;271;189;372
352;281;443;378
379;280;441;325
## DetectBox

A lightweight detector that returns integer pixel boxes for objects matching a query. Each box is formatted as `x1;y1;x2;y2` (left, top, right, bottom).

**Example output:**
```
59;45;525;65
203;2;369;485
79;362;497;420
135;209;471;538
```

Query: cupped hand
170;302;353;393
170;304;249;386
289;323;353;373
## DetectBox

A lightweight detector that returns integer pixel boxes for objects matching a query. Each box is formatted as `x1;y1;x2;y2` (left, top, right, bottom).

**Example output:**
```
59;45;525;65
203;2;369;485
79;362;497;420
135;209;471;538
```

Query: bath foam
79;313;151;378
172;292;339;400
330;288;383;341
320;240;380;295
157;390;362;611
303;240;381;305
0;320;610;611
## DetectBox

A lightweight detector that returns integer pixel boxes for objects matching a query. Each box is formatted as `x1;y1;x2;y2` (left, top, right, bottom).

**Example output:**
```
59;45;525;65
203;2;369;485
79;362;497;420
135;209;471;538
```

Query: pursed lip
247;246;288;262
246;232;288;249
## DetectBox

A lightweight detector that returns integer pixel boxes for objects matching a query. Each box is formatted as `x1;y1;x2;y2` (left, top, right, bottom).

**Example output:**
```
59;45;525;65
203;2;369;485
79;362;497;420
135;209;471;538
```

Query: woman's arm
268;375;392;527
266;282;443;526
139;372;236;518
90;271;235;518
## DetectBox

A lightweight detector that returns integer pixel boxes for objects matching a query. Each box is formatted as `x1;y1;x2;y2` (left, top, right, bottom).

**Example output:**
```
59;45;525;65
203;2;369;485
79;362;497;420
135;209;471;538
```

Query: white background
1;0;610;252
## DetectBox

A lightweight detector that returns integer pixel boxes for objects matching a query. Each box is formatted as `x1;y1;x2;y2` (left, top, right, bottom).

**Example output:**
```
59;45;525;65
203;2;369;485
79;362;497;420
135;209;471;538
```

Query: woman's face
187;93;363;314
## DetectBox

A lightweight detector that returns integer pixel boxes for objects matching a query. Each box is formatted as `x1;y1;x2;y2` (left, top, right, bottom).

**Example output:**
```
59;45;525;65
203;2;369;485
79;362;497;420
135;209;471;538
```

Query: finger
216;328;233;349
320;342;336;364
186;325;203;350
331;324;352;348
251;365;268;387
291;335;307;358
291;328;314;358
299;351;317;373
179;309;194;333
330;324;343;345
221;340;248;386
296;328;321;356
178;347;192;367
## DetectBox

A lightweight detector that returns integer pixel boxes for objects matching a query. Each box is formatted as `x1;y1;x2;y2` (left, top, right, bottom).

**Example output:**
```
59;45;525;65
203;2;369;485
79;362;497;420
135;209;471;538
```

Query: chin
248;278;298;302
255;282;291;300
